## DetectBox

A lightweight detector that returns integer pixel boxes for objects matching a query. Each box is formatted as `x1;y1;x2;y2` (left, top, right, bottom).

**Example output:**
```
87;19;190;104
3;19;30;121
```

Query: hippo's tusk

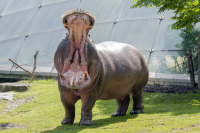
59;74;65;79
70;75;74;87
75;75;78;87
84;72;87;80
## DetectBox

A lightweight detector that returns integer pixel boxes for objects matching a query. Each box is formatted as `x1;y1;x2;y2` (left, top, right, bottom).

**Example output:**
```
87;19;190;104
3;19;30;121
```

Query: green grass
1;80;200;133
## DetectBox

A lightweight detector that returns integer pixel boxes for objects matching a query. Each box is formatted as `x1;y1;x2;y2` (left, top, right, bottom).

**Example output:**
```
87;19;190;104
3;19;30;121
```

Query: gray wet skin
54;10;149;126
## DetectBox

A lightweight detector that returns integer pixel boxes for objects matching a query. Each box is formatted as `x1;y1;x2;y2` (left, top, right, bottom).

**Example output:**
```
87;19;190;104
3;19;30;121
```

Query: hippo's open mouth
59;9;95;89
59;49;91;89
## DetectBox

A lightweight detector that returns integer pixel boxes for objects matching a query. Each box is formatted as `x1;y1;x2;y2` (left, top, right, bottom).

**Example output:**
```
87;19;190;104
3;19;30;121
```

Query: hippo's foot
111;111;126;117
61;117;74;125
78;120;93;126
130;109;143;115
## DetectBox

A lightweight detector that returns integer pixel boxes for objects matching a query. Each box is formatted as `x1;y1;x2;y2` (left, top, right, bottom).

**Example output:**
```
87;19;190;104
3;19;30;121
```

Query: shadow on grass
93;92;200;116
142;92;200;116
41;114;138;133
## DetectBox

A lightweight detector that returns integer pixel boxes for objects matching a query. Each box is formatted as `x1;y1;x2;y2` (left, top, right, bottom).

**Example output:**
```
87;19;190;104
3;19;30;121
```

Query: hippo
54;9;149;126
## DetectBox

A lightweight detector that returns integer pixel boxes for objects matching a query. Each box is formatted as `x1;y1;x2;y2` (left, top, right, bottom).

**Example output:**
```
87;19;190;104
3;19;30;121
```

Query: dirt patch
2;95;36;114
172;124;200;132
143;84;200;94
0;123;23;130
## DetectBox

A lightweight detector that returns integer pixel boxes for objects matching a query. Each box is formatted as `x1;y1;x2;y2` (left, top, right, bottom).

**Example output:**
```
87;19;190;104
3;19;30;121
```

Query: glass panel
29;0;80;34
194;22;200;30
0;65;12;73
17;29;67;67
149;51;188;74
20;60;54;68
140;51;150;62
36;60;54;68
0;8;38;41
42;0;72;5
89;22;113;44
10;66;53;75
52;68;58;74
2;0;42;15
153;18;183;50
0;37;24;66
79;0;122;23
117;0;161;21
109;20;159;50
163;10;175;18
0;0;8;15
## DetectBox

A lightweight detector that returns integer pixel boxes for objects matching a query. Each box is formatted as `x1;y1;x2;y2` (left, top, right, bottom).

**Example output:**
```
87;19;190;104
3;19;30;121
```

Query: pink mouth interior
60;50;90;89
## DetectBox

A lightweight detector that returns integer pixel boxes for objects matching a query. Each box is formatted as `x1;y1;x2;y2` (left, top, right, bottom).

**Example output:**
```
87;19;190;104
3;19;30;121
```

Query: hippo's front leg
79;89;97;126
58;79;79;125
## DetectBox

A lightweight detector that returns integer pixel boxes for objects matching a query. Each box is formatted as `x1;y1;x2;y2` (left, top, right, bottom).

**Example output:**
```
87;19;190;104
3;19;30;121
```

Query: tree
131;0;200;31
131;0;200;87
176;27;200;74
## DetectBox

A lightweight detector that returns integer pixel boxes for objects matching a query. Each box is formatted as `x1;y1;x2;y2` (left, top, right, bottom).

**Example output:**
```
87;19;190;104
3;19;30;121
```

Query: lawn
0;79;200;133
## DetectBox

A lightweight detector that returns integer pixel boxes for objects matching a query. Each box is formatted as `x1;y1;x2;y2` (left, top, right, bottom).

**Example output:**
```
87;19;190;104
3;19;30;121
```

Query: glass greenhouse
0;0;198;85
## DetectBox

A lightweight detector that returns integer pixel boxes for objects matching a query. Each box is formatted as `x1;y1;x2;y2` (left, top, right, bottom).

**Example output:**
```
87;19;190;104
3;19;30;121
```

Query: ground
0;80;200;132
144;84;200;94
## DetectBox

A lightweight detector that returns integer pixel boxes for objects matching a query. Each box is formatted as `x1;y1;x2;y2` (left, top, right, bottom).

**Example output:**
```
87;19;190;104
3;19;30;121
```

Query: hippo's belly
95;41;148;100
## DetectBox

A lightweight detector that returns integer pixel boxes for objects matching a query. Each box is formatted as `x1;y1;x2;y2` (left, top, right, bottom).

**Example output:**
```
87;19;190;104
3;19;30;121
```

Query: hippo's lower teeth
76;75;78;84
70;75;74;86
84;72;87;80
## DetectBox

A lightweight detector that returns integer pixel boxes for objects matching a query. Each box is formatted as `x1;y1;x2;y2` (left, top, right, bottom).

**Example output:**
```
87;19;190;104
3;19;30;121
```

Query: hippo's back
95;41;149;99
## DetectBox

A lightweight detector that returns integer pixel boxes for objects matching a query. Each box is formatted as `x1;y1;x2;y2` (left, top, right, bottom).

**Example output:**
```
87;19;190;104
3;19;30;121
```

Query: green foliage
176;27;200;51
0;80;200;132
176;27;200;71
132;0;200;31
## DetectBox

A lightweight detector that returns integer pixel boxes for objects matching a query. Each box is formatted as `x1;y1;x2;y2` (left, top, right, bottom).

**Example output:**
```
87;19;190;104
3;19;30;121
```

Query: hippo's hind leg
130;88;144;114
111;95;130;117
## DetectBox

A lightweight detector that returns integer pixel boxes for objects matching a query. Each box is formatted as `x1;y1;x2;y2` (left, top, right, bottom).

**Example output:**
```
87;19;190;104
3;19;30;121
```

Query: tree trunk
187;49;196;87
31;50;39;81
198;34;200;88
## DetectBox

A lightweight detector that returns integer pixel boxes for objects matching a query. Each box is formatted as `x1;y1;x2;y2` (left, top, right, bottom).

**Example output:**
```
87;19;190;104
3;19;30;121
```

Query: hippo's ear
61;8;96;28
